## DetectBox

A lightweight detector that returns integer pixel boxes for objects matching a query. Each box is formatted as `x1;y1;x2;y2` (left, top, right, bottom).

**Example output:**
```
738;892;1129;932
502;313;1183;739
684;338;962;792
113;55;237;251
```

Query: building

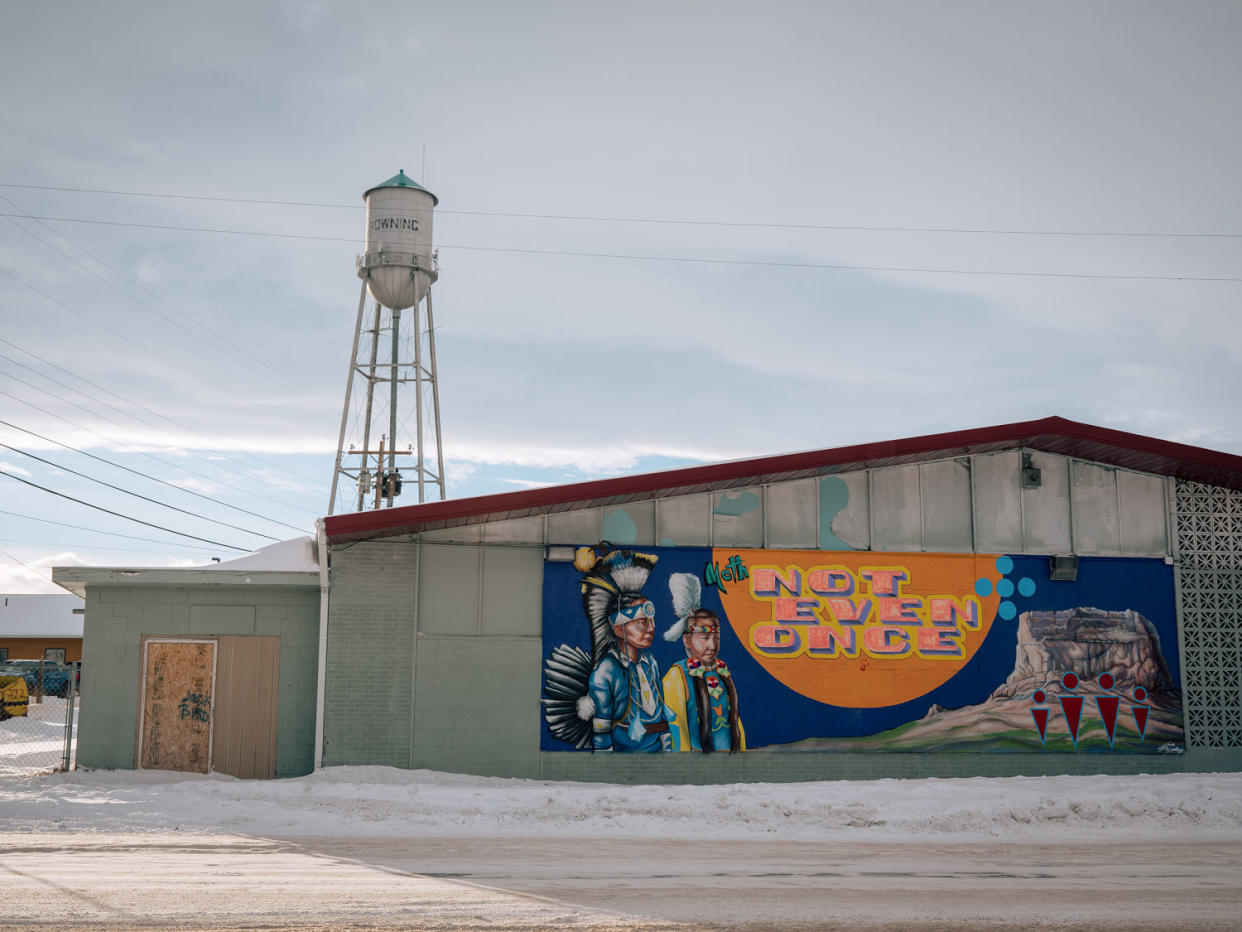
0;593;84;662
55;416;1242;780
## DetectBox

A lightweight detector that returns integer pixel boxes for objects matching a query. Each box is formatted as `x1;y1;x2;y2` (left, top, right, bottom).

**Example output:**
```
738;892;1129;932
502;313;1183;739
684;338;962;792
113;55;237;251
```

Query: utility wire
0;348;319;525
1;213;1237;283
0;546;50;578
0;507;227;550
0;537;220;556
0;415;304;534
2;182;1240;238
0;468;250;551
0;386;318;525
0;259;342;457
0;193;340;414
0;441;280;541
0;338;329;511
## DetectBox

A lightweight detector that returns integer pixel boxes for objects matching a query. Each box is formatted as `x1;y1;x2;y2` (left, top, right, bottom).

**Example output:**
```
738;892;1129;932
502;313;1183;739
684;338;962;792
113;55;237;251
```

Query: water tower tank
358;170;438;310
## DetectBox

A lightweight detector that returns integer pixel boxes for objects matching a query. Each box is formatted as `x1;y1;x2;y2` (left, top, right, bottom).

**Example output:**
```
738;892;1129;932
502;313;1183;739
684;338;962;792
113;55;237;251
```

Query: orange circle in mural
716;550;1001;709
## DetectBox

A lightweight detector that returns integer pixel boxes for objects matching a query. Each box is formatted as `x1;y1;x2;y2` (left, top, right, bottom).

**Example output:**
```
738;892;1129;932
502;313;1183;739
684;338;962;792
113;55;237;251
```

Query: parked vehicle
0;661;77;698
0;673;28;719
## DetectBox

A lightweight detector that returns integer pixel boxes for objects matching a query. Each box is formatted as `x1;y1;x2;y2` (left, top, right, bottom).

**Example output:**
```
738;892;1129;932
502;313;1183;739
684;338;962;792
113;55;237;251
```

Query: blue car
0;661;77;698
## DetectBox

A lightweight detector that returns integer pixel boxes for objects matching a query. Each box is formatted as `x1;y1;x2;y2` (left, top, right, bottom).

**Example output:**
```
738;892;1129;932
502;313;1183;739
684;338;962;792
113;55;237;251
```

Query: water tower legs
328;279;445;515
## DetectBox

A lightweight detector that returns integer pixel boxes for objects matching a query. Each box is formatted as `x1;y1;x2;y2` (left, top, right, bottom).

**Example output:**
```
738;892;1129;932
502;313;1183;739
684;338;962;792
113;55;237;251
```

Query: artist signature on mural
703;554;748;593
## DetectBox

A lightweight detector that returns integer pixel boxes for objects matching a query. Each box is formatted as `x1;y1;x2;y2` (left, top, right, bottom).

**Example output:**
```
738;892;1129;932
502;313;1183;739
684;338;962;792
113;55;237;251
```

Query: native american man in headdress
541;545;670;752
660;573;745;753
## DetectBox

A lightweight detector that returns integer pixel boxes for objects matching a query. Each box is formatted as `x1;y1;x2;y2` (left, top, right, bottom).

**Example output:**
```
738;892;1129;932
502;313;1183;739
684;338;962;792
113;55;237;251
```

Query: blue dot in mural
997;578;1015;598
999;601;1017;620
1018;576;1036;597
974;578;993;597
995;556;1014;575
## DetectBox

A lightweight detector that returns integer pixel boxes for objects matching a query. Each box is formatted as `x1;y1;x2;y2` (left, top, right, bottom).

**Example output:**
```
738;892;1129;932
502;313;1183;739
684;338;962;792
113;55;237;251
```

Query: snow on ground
2;765;1240;843
0;695;77;776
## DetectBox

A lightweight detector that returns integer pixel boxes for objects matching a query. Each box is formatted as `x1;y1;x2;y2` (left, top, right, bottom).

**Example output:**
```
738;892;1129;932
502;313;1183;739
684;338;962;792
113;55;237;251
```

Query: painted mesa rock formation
994;607;1176;700
767;606;1184;752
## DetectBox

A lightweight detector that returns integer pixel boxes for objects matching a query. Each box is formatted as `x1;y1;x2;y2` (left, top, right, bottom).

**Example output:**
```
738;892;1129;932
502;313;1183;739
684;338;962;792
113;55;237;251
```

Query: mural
541;546;1184;753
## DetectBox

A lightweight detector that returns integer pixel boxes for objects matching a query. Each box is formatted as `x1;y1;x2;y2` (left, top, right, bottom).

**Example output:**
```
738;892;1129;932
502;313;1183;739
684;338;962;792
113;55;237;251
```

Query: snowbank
2;766;1239;842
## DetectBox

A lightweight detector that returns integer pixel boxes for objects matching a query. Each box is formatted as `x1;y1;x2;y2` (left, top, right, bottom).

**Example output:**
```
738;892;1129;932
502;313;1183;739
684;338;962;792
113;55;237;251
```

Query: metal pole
358;301;383;512
61;662;77;771
413;287;426;503
329;279;370;515
425;285;445;500
388;306;401;507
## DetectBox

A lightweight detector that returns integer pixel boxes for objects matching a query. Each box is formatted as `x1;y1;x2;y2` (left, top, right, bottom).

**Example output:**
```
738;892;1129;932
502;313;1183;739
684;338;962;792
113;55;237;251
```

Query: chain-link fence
0;661;80;776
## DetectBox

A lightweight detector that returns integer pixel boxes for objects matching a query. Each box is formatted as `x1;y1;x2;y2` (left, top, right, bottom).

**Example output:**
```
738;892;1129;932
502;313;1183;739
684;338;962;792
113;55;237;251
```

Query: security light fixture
546;545;577;563
1049;554;1079;581
1021;451;1042;489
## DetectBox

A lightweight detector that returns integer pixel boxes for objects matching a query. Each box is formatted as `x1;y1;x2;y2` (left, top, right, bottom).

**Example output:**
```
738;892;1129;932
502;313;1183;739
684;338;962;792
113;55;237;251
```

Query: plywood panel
871;464;922;551
972;452;1023;553
1072;460;1120;555
766;479;817;549
1118;470;1168;556
820;472;869;550
655;494;710;546
1021;452;1072;555
920;460;972;553
139;639;214;774
712;488;763;547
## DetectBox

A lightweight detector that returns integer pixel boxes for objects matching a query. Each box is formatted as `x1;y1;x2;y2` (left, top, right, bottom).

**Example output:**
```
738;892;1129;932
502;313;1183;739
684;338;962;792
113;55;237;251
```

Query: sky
0;1;1239;592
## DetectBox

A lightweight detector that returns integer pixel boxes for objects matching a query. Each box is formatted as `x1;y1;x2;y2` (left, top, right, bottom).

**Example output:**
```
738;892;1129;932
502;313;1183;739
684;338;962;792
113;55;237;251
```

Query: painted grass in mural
540;546;1184;753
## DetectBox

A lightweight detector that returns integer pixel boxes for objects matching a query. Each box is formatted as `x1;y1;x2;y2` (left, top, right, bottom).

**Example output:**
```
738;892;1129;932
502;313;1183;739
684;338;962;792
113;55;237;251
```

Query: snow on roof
0;593;84;638
197;536;319;573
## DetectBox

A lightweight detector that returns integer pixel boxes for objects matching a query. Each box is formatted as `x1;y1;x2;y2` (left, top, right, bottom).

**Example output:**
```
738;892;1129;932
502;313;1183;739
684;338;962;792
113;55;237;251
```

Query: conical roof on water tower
363;169;439;205
359;169;438;311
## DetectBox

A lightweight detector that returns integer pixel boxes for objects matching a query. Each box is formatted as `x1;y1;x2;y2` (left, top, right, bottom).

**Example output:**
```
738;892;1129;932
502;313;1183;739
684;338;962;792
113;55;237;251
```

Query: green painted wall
76;584;320;777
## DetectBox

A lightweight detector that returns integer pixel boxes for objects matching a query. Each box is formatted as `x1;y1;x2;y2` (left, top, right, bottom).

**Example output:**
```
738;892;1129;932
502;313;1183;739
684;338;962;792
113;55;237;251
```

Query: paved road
1;833;1238;930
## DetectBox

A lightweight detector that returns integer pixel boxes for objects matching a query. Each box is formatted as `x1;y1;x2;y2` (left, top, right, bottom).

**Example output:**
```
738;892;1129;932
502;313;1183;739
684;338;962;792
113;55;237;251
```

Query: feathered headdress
578;545;659;664
663;572;702;641
542;544;659;749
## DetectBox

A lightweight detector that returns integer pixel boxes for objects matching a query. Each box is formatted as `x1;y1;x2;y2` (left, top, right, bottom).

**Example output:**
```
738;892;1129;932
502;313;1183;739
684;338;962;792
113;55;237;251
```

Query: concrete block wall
322;541;417;767
76;584;320;777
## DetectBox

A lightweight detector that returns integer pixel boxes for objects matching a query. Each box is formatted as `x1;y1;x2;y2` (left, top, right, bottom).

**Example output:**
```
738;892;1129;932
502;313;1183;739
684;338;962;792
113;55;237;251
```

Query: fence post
61;662;78;772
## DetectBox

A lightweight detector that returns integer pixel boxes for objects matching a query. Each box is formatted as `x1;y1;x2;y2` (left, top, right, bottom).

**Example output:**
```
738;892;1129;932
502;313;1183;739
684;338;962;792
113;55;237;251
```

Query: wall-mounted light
1021;451;1042;489
546;545;577;562
1049;554;1078;581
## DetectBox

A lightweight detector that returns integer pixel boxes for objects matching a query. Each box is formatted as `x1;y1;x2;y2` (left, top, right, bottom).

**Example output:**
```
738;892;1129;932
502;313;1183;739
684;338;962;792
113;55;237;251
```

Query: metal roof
0;593;84;637
323;416;1242;544
363;170;439;205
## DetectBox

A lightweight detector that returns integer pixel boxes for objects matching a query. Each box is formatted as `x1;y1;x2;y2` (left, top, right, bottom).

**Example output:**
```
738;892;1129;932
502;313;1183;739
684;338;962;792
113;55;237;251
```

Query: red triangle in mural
1095;696;1120;746
1031;707;1049;745
1132;705;1150;741
1060;696;1084;747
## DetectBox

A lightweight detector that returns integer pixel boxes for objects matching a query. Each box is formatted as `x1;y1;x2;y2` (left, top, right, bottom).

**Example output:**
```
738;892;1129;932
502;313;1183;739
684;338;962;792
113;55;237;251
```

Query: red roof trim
324;416;1242;543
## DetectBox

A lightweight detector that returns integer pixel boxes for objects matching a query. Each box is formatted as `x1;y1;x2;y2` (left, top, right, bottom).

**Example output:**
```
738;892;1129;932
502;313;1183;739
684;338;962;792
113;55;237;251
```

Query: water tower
329;170;445;513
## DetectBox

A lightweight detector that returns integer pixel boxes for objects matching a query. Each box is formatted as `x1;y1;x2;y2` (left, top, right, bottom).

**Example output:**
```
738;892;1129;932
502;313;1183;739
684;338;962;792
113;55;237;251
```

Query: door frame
135;636;218;771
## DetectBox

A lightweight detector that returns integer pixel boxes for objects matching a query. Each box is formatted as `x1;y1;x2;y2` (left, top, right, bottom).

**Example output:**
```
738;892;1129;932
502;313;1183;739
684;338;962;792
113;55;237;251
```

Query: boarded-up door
212;636;280;779
139;639;216;773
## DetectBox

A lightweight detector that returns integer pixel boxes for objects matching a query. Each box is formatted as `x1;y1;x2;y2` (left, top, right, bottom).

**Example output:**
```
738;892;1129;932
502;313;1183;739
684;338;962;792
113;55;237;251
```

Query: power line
0;386;318;525
0;347;319;526
0;441;280;542
2;181;1240;239
0;537;220;556
0;259;342;462
0;507;227;550
0;415;303;534
0;468;251;551
0;195;340;415
2;212;1238;283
